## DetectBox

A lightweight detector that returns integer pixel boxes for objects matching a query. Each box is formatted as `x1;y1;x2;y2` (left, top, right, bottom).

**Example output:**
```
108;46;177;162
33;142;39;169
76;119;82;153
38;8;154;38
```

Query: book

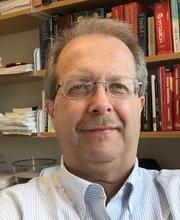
88;8;105;18
148;16;156;56
154;0;173;54
124;2;144;36
159;66;173;131
172;64;180;130
170;0;180;52
58;14;73;31
138;12;148;56
151;74;157;131
39;18;53;69
42;0;52;4
141;74;152;131
112;5;124;21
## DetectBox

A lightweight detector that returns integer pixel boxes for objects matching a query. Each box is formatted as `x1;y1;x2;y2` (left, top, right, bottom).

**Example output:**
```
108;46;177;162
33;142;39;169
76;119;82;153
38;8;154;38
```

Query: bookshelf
146;52;180;64
0;0;180;169
0;70;45;84
38;131;180;139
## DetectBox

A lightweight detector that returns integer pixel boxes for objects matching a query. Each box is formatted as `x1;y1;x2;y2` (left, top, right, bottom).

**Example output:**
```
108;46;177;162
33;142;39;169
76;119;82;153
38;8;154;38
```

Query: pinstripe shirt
0;159;180;220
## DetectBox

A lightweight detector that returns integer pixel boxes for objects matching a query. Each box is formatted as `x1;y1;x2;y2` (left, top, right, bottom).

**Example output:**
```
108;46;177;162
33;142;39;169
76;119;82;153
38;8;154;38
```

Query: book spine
112;6;119;20
170;0;180;52
88;8;105;19
166;67;173;130
39;19;53;69
154;0;173;54
112;5;124;21
151;74;157;131
141;75;152;131
138;12;148;56
155;72;162;130
124;2;144;36
172;64;180;130
148;16;156;56
159;66;173;131
42;0;52;5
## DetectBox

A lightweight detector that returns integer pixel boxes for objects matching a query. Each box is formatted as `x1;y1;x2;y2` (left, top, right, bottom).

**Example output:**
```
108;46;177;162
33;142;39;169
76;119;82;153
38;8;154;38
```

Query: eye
109;82;130;94
65;81;93;97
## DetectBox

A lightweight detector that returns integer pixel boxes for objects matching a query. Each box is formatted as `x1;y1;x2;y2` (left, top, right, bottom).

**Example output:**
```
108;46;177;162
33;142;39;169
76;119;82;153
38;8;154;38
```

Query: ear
139;96;145;114
46;99;55;119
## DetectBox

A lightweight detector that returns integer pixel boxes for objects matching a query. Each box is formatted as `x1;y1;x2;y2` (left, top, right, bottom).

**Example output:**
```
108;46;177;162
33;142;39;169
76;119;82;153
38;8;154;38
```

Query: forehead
57;34;136;80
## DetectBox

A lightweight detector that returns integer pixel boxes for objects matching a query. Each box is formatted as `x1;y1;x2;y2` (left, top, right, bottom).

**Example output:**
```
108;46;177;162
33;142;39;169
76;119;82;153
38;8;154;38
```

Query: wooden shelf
146;52;180;64
1;131;180;139
140;131;180;138
0;8;40;36
0;0;152;36
0;70;45;84
38;131;180;139
35;0;130;14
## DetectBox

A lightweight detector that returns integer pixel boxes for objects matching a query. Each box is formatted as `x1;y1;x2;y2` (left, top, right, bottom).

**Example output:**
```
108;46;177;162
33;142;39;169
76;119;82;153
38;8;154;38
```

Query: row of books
112;0;180;56
39;0;180;69
141;64;180;132
39;7;106;68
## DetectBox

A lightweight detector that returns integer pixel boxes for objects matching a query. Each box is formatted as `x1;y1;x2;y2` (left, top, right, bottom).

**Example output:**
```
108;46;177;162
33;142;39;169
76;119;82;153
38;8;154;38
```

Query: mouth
78;126;120;133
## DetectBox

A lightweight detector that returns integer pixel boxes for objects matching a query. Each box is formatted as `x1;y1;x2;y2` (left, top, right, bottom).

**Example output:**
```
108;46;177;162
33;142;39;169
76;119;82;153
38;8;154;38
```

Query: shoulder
0;171;63;202
139;167;180;190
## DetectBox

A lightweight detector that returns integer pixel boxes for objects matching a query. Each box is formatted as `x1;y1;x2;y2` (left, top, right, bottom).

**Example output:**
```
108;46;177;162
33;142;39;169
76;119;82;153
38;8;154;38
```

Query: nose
87;84;113;115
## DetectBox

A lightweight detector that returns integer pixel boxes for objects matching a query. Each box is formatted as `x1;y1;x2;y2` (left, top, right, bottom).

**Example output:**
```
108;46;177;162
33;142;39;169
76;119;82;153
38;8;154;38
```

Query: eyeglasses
55;76;142;100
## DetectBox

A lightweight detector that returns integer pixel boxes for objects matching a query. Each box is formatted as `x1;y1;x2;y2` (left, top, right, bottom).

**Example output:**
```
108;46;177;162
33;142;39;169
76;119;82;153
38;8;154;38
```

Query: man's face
48;35;144;171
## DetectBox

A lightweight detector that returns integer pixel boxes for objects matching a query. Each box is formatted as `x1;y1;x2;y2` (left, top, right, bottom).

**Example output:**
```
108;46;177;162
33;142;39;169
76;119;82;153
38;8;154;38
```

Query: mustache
76;115;124;132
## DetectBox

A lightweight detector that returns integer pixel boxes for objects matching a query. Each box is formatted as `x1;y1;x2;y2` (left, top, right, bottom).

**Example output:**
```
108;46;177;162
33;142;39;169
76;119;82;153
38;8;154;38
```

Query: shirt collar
123;158;143;214
59;157;91;219
59;157;142;217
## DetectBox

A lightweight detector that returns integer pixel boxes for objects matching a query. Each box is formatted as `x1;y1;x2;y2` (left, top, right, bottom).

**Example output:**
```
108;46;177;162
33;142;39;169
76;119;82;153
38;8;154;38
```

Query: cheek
53;98;85;132
115;99;142;123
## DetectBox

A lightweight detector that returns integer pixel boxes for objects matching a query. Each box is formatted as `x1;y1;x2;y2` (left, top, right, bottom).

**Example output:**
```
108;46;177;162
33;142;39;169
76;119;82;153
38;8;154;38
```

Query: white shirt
0;159;180;220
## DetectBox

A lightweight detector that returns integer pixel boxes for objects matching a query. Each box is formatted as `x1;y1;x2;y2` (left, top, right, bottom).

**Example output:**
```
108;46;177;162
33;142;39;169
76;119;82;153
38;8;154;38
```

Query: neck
64;157;136;202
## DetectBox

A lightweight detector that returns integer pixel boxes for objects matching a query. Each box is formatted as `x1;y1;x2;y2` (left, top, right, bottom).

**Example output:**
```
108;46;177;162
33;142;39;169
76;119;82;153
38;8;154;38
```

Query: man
0;19;180;220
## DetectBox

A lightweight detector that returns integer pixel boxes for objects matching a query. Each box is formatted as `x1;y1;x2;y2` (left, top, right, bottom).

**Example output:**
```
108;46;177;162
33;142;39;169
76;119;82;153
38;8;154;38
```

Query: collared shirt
0;159;180;220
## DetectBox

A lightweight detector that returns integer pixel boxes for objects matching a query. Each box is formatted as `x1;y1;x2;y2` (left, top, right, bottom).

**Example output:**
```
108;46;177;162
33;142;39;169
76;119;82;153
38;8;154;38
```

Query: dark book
88;8;105;18
59;14;73;31
155;70;162;130
39;19;53;69
52;14;59;39
141;74;152;131
42;0;52;5
138;12;148;56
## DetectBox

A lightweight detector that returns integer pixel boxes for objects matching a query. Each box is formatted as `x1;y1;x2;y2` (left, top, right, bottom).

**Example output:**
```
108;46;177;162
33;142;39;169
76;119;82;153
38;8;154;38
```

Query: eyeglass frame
53;76;143;100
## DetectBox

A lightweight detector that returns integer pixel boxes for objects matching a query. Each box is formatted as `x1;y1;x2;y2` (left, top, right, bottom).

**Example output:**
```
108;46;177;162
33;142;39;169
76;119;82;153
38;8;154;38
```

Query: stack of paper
0;64;33;75
0;0;31;15
0;107;37;136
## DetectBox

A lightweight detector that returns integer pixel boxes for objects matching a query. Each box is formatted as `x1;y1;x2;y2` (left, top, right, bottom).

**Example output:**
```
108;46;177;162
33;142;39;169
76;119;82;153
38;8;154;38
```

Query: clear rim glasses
55;76;142;100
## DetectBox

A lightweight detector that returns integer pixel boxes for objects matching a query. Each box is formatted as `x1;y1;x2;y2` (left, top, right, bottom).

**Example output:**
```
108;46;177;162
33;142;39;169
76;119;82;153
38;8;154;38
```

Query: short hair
47;18;148;100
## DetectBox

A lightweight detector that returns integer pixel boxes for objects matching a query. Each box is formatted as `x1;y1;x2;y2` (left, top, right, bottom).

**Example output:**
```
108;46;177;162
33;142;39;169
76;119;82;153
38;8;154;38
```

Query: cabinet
0;0;180;168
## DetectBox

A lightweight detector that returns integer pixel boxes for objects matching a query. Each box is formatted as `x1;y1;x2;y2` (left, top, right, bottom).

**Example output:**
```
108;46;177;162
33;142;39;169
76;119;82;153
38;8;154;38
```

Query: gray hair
47;18;148;100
